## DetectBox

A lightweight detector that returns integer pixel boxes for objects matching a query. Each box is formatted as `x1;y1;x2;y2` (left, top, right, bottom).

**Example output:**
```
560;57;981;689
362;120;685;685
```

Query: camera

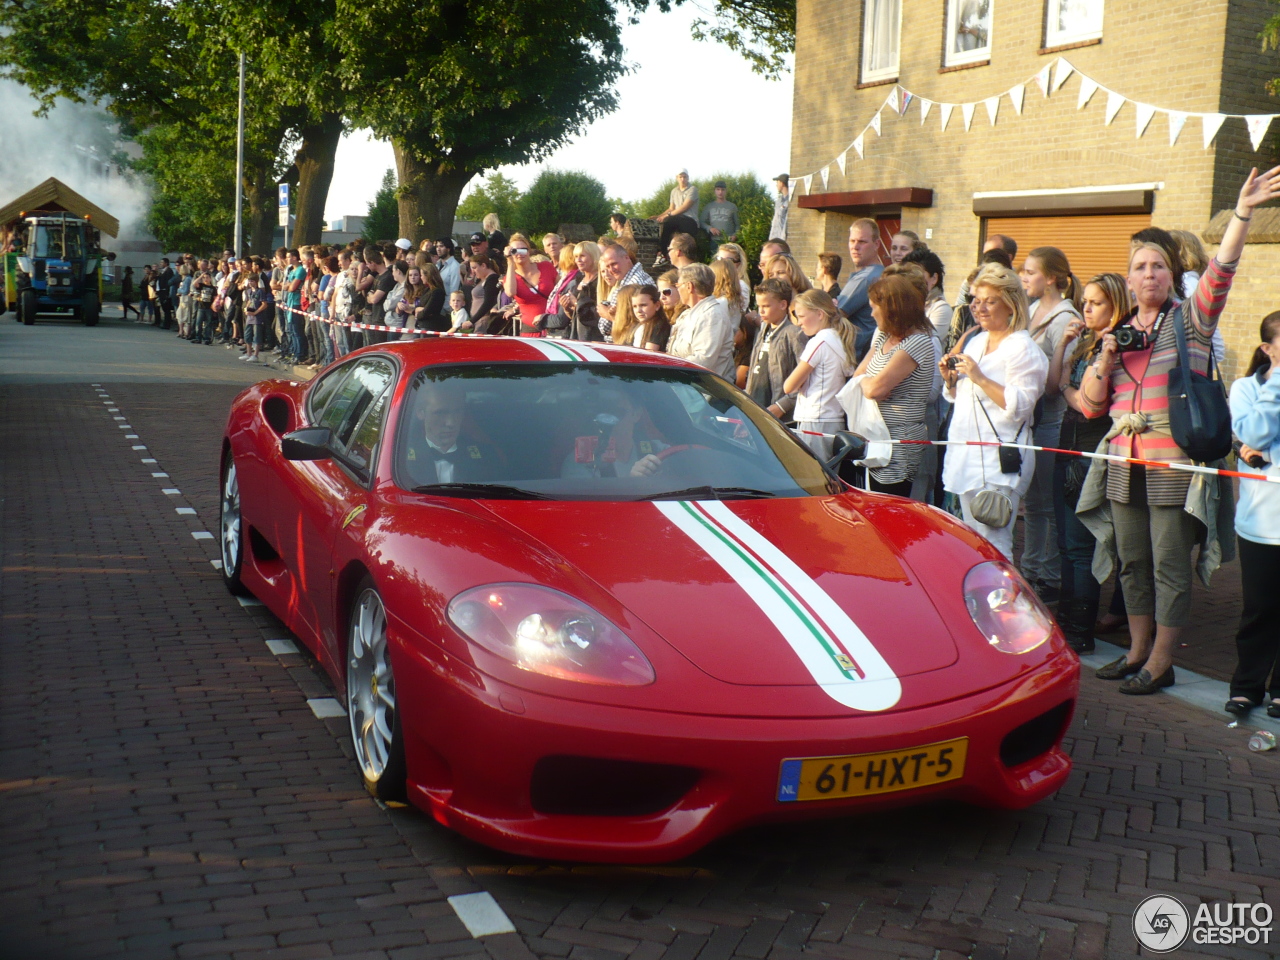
1113;323;1151;352
945;356;960;370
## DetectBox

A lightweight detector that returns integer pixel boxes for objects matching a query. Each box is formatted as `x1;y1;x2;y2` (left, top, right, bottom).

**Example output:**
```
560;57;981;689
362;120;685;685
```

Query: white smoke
0;79;152;240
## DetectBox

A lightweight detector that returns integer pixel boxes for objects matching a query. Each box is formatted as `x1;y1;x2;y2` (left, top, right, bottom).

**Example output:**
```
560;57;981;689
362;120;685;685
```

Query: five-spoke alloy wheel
219;451;248;594
347;582;406;801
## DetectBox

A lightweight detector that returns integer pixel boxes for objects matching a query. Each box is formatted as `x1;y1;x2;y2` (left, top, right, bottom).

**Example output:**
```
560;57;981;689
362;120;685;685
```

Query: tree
516;170;612;237
629;172;772;267
456;173;522;227
362;169;399;241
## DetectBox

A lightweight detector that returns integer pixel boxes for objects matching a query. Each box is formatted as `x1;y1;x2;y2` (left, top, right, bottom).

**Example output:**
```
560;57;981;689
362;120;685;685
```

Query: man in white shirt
669;263;735;381
435;238;462;294
770;174;790;241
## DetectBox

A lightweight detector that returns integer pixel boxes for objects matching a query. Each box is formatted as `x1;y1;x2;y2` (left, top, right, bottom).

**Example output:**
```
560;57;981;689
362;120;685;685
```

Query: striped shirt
1082;258;1236;505
864;330;935;483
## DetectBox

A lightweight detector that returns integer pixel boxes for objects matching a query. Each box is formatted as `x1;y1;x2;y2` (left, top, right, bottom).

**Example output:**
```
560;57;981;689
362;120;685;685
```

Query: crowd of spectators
126;165;1280;711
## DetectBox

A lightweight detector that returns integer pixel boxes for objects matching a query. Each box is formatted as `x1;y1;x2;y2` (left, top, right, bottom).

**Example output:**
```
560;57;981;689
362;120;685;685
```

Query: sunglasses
660;288;676;297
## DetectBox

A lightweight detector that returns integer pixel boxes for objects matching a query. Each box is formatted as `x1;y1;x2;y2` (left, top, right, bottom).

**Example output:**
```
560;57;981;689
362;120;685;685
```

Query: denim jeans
1021;418;1061;586
196;305;213;341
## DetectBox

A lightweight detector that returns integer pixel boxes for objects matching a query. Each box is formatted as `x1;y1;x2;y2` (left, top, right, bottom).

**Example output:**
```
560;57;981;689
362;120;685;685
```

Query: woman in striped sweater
1079;165;1280;695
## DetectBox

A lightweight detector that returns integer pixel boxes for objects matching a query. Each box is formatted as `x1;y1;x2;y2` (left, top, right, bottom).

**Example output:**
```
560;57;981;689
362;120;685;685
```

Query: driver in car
562;387;669;479
404;380;501;486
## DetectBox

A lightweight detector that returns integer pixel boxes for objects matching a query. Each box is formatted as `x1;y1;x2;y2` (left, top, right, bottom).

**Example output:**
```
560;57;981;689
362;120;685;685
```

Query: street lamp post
233;52;246;259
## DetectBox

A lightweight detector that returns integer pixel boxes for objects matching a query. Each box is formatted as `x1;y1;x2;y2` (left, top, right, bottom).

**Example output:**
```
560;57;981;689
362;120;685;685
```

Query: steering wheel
655;444;710;462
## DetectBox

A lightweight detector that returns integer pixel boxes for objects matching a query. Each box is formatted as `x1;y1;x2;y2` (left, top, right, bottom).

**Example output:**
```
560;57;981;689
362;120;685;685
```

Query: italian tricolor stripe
525;340;610;363
655;499;902;712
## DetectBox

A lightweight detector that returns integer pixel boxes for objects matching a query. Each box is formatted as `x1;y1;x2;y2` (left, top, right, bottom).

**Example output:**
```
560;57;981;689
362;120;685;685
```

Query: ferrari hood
479;496;960;712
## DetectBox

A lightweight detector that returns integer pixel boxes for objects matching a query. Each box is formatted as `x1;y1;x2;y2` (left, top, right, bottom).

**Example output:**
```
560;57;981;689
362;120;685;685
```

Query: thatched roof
0;177;119;238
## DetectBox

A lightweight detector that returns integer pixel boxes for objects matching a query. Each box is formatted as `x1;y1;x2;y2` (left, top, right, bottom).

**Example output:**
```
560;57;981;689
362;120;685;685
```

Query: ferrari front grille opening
999;700;1073;768
530;755;701;817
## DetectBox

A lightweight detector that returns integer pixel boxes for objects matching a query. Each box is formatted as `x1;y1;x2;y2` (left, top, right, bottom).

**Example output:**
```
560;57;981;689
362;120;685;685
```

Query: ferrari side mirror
826;430;868;469
282;426;333;461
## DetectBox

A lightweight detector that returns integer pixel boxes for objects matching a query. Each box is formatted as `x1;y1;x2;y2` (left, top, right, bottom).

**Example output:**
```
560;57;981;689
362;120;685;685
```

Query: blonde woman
609;285;642;346
710;257;744;324
939;263;1048;558
765;253;812;294
503;231;556;336
783;289;858;459
657;269;686;328
542;244;583;339
716;243;752;305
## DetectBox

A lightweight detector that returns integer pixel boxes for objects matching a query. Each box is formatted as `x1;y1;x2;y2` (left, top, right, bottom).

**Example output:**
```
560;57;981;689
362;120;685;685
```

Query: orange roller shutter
983;214;1152;281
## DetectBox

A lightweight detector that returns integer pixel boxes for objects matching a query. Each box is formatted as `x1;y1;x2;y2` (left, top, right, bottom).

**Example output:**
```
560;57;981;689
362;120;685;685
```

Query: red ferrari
219;336;1079;863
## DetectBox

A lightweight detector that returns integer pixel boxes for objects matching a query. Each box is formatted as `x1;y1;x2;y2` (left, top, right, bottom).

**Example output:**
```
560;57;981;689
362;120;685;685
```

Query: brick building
787;0;1280;378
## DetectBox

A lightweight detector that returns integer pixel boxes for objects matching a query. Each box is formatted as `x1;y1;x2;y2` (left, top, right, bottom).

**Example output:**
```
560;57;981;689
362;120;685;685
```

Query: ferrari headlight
963;561;1053;655
447;583;655;686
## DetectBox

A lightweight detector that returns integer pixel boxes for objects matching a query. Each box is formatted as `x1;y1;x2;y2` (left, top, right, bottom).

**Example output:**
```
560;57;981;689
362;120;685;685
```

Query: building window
944;0;993;67
861;0;901;83
1045;0;1103;47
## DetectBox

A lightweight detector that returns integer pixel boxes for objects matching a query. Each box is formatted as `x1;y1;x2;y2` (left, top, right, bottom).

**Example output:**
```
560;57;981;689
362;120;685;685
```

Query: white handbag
836;374;892;468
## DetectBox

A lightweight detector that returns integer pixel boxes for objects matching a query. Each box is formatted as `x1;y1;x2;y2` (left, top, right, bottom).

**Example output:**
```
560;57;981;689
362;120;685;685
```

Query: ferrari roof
0;178;120;238
378;335;703;371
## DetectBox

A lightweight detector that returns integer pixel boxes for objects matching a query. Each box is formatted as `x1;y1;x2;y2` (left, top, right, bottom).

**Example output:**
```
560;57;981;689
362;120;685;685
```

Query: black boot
1056;596;1095;654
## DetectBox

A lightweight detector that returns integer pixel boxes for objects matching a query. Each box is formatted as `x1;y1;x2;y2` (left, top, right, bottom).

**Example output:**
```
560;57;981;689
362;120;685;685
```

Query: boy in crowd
447;289;472;333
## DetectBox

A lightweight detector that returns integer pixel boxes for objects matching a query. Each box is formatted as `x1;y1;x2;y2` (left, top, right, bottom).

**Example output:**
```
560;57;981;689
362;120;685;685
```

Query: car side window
307;363;353;424
320;358;394;457
344;387;391;475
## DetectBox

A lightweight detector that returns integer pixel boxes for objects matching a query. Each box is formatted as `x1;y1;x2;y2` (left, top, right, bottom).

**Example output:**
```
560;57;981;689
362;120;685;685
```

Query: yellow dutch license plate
776;737;968;802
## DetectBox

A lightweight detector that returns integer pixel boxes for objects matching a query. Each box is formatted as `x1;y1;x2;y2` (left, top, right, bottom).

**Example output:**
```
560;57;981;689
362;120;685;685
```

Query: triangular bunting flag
901;91;914;116
819;165;830;189
940;103;954;131
1009;84;1025;115
1035;65;1051;97
961;102;975;131
885;91;900;115
920;99;933;124
1247;115;1273;151
1167;111;1188;146
1202;113;1226;149
800;175;812;195
984;96;1000;125
1052;59;1074;91
1104;90;1125;125
1134;103;1156;139
852;134;864;159
870;112;882;136
836;150;848;175
1077;77;1099;110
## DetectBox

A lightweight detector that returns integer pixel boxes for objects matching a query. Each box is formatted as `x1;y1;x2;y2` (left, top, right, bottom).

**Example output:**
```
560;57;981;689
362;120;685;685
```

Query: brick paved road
1;318;1277;959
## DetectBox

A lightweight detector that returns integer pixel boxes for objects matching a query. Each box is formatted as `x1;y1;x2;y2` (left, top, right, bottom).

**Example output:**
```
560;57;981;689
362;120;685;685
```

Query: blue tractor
7;213;107;326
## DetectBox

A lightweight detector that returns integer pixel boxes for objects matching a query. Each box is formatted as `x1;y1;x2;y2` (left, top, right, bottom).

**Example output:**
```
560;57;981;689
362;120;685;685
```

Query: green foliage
363;169;399;241
516;170;612;237
457;173;523;227
630;172;773;267
1262;1;1280;96
132;123;234;252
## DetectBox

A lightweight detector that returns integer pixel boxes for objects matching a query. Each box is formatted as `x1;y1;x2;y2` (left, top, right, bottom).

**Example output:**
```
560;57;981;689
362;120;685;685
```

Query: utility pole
233;52;246;258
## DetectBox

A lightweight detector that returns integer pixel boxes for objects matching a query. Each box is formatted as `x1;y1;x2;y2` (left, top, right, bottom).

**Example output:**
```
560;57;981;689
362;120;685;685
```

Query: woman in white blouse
939;263;1048;559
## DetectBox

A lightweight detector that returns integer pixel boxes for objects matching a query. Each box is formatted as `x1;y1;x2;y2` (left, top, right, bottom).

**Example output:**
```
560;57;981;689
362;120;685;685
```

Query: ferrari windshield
394;364;838;500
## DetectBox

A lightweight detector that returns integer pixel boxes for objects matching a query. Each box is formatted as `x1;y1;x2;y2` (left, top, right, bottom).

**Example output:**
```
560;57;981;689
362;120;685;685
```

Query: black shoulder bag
1167;304;1231;463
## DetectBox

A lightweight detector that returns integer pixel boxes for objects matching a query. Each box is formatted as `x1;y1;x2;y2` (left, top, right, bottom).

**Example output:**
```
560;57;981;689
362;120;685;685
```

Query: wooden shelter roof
0;177;120;237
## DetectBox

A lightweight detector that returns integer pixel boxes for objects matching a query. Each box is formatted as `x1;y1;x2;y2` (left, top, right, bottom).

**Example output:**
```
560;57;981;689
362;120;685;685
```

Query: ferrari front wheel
219;450;249;595
347;582;407;802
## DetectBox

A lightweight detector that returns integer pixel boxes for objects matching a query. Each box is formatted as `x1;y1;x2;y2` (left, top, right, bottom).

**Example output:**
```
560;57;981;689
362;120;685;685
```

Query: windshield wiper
639;486;776;501
412;482;552;500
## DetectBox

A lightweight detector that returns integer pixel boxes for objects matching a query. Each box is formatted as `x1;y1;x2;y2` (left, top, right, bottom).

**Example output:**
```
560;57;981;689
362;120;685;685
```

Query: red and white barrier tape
276;303;447;336
796;431;1279;484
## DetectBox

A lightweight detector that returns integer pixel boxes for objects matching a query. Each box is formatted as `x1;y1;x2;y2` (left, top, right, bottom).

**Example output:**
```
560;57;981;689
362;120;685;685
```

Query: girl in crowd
716;243;752;306
1081;166;1280;695
1050;273;1131;653
1226;311;1280;717
711;258;744;326
939;263;1047;559
608;285;642;347
765;253;812;295
1020;246;1083;601
466;254;502;334
783;289;857;460
631;284;670;352
855;272;937;497
657;269;687;329
814;253;842;299
734;312;761;388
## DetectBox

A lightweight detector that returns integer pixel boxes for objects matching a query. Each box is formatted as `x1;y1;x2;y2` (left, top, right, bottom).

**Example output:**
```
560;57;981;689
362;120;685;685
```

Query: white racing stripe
522;339;611;363
655;500;901;712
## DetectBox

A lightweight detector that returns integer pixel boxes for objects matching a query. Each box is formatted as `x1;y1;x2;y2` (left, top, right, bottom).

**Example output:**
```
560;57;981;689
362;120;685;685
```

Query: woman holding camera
939;263;1047;560
1080;166;1280;694
1225;311;1280;717
504;232;557;337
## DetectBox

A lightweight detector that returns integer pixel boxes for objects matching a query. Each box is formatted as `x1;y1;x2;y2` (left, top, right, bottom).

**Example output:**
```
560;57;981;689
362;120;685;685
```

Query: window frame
943;0;994;68
303;354;399;487
860;0;902;84
1043;0;1103;48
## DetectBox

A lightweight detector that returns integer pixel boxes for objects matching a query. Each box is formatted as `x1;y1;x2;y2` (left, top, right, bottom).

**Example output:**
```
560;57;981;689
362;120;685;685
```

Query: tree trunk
244;165;277;256
292;112;343;246
393;139;473;245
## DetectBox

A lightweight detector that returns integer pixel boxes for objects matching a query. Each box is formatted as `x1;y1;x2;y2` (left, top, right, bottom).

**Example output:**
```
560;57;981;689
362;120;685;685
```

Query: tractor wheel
20;290;37;325
81;290;100;326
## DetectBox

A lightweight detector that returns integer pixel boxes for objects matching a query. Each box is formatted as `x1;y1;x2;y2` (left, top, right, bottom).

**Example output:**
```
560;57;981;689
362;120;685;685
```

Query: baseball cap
775;173;789;185
678;167;689;176
394;237;412;251
469;232;486;244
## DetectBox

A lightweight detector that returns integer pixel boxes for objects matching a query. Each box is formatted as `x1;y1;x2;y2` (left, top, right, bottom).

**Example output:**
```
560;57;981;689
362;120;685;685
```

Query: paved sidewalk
2;376;1277;960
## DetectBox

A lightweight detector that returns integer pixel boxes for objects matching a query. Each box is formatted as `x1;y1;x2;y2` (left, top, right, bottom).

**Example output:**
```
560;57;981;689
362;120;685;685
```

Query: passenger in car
561;388;669;479
404;381;502;486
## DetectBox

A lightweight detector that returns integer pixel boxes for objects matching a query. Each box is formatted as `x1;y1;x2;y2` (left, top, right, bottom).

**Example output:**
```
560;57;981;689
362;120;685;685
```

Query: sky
324;8;795;222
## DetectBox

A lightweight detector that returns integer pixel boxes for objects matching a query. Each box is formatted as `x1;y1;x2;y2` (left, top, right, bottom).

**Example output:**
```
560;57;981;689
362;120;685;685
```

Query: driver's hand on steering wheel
630;454;663;478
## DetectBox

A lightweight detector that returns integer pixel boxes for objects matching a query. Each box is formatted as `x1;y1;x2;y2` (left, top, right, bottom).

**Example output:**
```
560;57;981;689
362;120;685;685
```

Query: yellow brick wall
789;0;1280;381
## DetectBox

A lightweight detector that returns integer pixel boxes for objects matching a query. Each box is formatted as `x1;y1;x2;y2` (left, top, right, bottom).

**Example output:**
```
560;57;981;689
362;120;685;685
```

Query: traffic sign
278;183;290;227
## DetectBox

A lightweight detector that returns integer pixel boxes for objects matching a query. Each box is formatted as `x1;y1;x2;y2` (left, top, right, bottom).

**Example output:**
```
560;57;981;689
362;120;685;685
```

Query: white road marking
141;458;158;464
162;488;181;495
448;893;517;938
132;445;147;450
210;559;223;570
117;425;131;429
266;639;299;655
236;595;264;607
113;416;125;421
125;435;139;439
152;472;169;478
307;698;346;719
176;507;196;515
191;531;214;540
